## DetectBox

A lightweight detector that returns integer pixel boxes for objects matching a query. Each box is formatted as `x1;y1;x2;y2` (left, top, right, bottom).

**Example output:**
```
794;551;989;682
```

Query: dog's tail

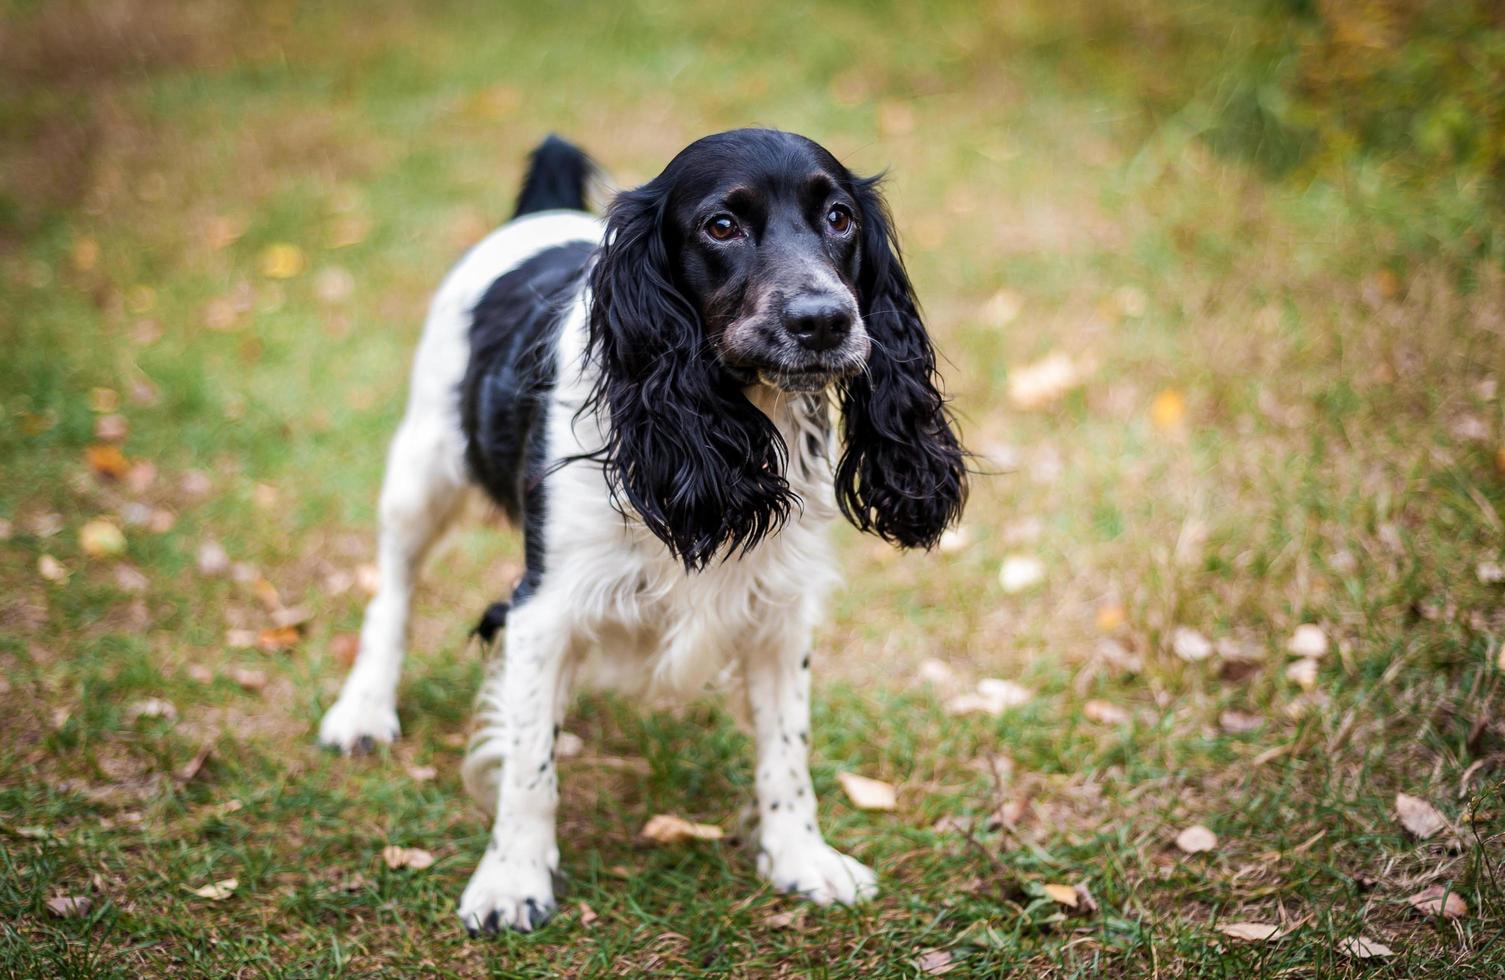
512;134;594;218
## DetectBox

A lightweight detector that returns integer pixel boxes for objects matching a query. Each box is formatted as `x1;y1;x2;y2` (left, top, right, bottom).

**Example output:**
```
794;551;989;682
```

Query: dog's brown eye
825;206;853;235
705;215;741;241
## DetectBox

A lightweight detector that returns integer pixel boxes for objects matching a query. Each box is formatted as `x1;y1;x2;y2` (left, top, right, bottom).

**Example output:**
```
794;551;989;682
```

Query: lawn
2;0;1502;976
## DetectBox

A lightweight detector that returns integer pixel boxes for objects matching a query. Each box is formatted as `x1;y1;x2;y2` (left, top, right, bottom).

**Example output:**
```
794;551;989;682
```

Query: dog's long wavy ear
835;175;968;548
585;183;797;570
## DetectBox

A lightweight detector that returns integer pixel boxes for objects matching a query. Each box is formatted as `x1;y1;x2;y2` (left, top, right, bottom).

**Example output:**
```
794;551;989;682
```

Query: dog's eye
705;215;742;242
825;205;853;235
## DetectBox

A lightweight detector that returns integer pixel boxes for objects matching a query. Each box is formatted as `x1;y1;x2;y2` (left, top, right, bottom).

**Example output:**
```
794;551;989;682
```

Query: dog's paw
458;846;557;936
758;838;877;906
317;693;400;754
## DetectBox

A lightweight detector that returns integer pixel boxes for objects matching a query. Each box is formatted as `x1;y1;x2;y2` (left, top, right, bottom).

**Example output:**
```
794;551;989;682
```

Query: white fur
318;209;875;934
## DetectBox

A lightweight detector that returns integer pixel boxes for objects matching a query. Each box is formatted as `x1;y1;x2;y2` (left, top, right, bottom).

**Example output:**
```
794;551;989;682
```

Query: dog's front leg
745;643;877;905
458;603;569;934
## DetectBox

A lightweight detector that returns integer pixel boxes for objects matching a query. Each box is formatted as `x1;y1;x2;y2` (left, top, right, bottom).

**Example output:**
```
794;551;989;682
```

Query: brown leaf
270;605;313;629
227;666;268;692
1217;921;1284;942
186;877;238;901
38;554;69;584
577;901;599;926
175;741;214;783
1395;793;1448;839
406;765;437;782
1174;824;1217;854
257;626;300;652
329;633;360;667
45;895;93;918
1041;883;1078;908
1406;883;1467;919
1218;710;1263;734
914;949;954;975
765;908;805;930
127;698;177;723
93;413;128;442
1083;700;1129;725
381;846;434;870
1336;936;1393;959
837;772;898;811
85;444;130;479
639;814;724;844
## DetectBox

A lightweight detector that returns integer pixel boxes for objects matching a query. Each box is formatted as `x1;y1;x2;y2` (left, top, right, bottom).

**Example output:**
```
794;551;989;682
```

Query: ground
1;1;1502;976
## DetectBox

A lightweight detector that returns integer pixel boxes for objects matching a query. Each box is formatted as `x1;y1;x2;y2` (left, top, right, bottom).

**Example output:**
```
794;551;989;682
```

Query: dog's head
587;128;966;568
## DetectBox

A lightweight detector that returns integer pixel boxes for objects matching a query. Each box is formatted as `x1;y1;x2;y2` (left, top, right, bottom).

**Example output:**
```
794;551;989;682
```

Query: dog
317;129;967;934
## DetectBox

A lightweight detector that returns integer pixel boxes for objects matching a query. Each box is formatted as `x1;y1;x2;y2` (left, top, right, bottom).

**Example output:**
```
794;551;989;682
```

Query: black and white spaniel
317;129;967;934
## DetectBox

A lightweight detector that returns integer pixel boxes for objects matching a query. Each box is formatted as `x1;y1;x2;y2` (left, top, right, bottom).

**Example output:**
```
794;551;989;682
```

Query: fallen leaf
577;901;598;926
270;605;313;629
555;731;584;757
329;633;360;667
916;657;957;688
1171;627;1213;662
175;741;214;783
314;267;355;304
1095;637;1143;673
181;470;213;497
113;564;149;592
186;664;215;684
227;666;268;692
1395;793;1448;840
914;949;954;975
1083;700;1129;725
38;554;69;583
1284;658;1318;690
381;846;435;870
997;554;1045;593
1008;351;1093;410
250;578;281;609
93;413;128;442
257;626;300;652
1095;604;1126;632
251;482;278;510
1286;624;1328;658
79;519;126;558
639;814;725;843
1150;388;1186;430
1406;883;1467;919
938;526;971;554
837;772;898;811
0;518;11;540
197;540;230;575
226;629;259;649
406;765;437;782
27;512;64;537
333;872;369;893
946;678;1033;717
1337;936;1393;959
258;243;305;279
1174;824;1217;854
1477;561;1505;584
72;235;99;271
355;563;380;595
85;444;130;479
985;288;1023;326
186;877;238;901
127;698;177;723
765;908;804;930
1218;710;1263;734
124;460;156;493
45;895;92;918
1042;883;1078;908
88;387;119;413
1217;921;1284;942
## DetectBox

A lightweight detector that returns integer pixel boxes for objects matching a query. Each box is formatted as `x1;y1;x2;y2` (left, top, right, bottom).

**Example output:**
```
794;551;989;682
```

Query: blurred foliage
1200;0;1505;258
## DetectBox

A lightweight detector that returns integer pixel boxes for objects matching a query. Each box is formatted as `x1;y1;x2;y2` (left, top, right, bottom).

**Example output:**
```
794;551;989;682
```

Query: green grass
2;0;1503;975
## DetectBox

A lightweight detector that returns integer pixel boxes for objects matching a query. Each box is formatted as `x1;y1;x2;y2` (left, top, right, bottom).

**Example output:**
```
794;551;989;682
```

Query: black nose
783;296;853;352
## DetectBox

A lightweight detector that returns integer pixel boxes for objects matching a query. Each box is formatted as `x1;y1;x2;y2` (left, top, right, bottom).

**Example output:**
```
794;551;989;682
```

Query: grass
2;0;1503;975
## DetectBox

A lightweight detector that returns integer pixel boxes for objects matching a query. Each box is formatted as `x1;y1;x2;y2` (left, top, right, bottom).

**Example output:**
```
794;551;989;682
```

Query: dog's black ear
585;183;797;570
835;175;968;548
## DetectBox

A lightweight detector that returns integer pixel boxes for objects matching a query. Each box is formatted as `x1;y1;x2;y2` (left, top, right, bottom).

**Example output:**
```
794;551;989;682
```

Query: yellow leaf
837;772;898;811
1150;388;1185;430
85;444;130;480
186;877;238;900
38;554;69;583
258;243;305;279
1042;883;1078;907
1095;604;1125;632
639;814;725;843
79;519;126;558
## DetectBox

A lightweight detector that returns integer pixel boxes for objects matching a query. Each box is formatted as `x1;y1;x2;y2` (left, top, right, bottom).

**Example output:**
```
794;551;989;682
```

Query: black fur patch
461;241;593;626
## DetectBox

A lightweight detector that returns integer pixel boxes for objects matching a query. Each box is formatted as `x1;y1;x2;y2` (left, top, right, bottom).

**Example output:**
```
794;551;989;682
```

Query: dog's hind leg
319;414;468;753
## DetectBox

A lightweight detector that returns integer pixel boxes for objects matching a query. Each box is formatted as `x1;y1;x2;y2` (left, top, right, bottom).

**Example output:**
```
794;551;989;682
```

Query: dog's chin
756;368;845;394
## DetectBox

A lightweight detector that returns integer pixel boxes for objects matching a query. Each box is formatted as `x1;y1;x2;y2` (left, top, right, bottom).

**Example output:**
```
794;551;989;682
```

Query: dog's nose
783;296;852;352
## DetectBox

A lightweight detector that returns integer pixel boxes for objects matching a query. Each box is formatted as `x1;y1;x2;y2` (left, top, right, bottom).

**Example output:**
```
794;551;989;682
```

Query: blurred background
3;1;1502;975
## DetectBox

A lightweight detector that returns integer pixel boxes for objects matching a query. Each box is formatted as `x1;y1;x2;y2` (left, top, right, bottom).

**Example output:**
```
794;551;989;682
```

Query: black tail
512;135;594;218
